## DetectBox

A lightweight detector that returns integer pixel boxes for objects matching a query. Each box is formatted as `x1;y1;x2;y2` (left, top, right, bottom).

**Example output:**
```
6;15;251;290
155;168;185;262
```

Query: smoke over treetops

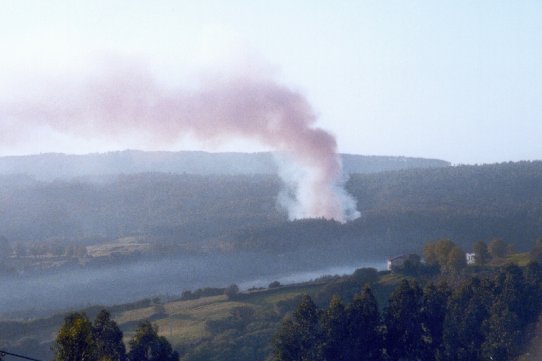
0;64;360;222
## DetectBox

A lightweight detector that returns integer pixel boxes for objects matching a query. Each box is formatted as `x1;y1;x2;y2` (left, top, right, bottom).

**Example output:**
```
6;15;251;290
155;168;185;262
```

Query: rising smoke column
0;65;360;222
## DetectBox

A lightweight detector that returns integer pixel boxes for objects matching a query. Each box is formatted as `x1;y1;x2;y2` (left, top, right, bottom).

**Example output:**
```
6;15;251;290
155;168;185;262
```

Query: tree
274;295;323;361
446;246;467;274
53;312;97;361
488;238;508;259
320;296;348;361
345;286;382;361
127;321;179;361
423;240;455;267
423;239;465;274
494;264;531;330
442;278;492;361
224;284;239;299
473;240;490;265
529;239;542;263
420;283;450;360
481;301;521;361
384;280;424;360
93;309;126;361
523;262;542;318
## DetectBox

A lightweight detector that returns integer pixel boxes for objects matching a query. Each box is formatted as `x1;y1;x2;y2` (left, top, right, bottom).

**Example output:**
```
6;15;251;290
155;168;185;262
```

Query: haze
1;0;541;164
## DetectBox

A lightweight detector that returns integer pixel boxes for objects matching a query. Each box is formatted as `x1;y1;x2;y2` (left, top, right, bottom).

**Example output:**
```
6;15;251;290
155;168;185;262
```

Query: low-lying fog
0;252;385;317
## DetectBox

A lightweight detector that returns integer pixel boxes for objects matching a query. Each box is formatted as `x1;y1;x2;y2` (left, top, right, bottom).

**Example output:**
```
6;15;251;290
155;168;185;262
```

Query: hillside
0;150;449;180
0;267;394;361
3;253;542;361
1;161;541;256
227;161;542;256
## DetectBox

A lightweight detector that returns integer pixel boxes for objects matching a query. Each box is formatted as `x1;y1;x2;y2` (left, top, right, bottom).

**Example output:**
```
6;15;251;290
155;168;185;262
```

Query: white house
466;252;476;265
387;254;417;271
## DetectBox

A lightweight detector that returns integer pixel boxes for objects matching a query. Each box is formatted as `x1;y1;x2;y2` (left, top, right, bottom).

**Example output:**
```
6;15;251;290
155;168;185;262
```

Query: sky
0;0;540;164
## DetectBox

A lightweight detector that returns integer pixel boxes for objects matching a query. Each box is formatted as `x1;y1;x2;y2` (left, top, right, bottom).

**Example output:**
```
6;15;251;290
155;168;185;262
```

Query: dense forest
2;160;542;259
275;262;542;361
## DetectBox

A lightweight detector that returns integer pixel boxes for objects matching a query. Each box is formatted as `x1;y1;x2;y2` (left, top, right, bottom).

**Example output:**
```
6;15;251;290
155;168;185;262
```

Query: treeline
229;161;542;256
53;309;178;361
0;151;448;181
177;269;383;361
346;160;542;252
2;161;542;257
274;262;542;361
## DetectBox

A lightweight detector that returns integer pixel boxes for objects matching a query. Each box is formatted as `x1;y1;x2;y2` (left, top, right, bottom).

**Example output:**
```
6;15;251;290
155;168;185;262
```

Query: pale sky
0;0;541;164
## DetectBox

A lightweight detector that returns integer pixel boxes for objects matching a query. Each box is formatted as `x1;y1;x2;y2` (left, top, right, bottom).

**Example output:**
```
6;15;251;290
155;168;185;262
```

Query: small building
466;252;476;265
387;254;419;271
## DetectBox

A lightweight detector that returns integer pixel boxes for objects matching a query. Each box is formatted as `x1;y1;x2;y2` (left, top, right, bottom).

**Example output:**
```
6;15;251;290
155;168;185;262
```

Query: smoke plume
0;65;360;222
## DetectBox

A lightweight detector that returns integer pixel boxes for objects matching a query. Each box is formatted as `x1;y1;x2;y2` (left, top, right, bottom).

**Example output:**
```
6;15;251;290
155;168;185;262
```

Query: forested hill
1;161;542;257
341;160;542;254
348;160;542;214
0;150;449;180
229;160;542;256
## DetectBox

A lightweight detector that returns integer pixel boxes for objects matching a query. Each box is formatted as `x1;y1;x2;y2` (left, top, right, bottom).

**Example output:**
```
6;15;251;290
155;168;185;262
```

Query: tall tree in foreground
420;283;450;361
274;295;323;361
127;321;179;361
320;296;348;361
383;280;424;360
93;309;126;361
345;286;382;361
53;312;97;361
442;278;492;361
481;301;521;361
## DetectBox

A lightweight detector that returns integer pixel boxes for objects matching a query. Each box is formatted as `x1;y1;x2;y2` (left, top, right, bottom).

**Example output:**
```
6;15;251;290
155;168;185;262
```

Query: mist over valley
1;151;542;318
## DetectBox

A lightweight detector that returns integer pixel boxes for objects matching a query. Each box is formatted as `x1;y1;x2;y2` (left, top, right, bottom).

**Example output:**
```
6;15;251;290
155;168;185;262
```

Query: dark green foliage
350;267;379;285
344;287;382;361
52;310;178;361
127;321;179;361
442;278;492;361
481;301;521;361
53;312;97;361
423;239;466;274
529;238;542;263
320;296;348;361
314;268;379;306
274;287;383;361
93;309;126;361
274;295;305;317
522;262;542;318
274;262;542;361
224;284;240;299
488;239;508;258
420;283;450;360
181;288;225;300
274;295;323;361
472;240;490;265
383;280;424;360
494;265;529;328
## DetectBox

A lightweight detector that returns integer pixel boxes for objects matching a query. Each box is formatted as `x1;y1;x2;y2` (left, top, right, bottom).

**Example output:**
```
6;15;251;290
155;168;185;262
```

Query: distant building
466;252;476;265
387;254;419;271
